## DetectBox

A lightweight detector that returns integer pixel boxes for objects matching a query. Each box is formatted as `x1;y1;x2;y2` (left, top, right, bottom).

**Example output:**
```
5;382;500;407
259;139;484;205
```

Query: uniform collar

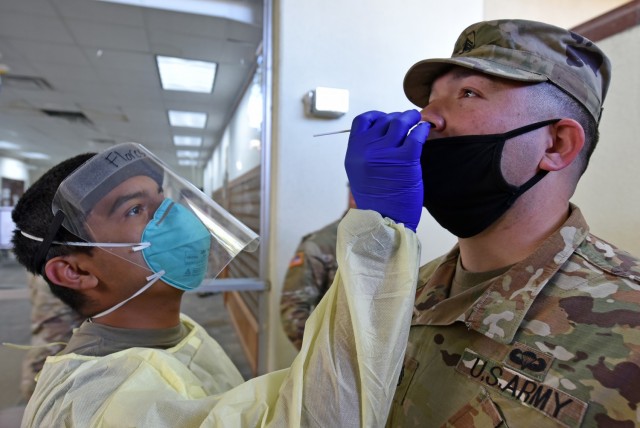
412;204;590;344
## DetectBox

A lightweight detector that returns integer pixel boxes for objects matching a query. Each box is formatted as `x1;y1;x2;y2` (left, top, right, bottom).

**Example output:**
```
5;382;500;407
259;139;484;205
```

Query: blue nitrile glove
345;110;430;232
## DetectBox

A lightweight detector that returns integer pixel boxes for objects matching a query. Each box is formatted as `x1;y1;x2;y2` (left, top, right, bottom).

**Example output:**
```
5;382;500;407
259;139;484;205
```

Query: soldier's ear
44;255;99;291
539;119;584;171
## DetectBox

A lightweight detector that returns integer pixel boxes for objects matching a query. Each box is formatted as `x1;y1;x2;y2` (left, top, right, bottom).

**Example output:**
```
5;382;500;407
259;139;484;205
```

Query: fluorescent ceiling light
247;81;263;129
21;151;50;160
0;141;20;150
173;136;203;147
178;159;200;166
177;150;200;158
249;139;260;150
168;110;207;128
157;56;217;93
97;0;257;25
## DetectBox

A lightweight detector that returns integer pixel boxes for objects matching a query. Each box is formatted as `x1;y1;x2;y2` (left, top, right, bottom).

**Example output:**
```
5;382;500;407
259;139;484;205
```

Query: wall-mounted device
303;87;349;119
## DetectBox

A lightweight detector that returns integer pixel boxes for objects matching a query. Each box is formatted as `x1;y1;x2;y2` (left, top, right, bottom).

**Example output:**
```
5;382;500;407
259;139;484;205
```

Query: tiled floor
0;251;253;426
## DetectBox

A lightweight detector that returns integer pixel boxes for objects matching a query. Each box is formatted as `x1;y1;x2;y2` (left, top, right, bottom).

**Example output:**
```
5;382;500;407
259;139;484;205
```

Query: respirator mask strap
88;270;166;321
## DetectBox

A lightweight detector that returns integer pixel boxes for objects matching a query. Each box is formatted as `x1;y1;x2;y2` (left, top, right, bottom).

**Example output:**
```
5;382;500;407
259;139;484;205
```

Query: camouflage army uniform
20;274;83;401
280;219;340;349
386;205;640;427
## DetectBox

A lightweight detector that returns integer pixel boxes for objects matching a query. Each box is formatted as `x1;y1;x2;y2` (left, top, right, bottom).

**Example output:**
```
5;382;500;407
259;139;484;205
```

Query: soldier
20;274;83;401
280;189;356;349
344;19;640;427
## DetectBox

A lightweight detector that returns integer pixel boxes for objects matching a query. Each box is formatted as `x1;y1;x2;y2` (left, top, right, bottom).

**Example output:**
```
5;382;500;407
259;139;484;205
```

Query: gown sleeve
202;209;421;428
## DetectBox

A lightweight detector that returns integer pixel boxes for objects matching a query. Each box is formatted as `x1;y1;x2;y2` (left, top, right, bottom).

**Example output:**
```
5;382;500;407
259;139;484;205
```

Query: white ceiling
0;0;263;174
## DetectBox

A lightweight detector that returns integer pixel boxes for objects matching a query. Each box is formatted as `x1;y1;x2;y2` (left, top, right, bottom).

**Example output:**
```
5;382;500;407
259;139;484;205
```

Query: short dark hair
12;153;96;313
528;82;599;175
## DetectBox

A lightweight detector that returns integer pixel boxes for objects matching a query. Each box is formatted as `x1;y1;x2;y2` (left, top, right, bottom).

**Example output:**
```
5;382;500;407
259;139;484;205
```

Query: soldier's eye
462;88;477;98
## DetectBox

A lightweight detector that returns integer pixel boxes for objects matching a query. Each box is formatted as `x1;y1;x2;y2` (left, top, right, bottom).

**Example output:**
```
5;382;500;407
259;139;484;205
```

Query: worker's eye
126;205;143;217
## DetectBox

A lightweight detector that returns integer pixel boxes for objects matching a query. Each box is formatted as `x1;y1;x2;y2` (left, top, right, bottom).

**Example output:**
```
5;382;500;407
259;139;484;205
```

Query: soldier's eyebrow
429;68;489;103
450;68;503;87
449;67;509;94
449;68;480;80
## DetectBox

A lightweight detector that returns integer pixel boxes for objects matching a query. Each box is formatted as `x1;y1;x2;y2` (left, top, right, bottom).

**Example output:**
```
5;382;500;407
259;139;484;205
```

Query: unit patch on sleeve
455;348;587;427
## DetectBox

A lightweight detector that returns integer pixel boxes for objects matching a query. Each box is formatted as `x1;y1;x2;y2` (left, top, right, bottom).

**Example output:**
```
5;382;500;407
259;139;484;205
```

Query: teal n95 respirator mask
141;198;212;290
22;142;259;319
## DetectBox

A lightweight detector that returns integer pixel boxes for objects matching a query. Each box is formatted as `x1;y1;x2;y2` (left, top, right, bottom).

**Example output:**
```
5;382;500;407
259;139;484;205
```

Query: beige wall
484;0;630;28
571;25;640;255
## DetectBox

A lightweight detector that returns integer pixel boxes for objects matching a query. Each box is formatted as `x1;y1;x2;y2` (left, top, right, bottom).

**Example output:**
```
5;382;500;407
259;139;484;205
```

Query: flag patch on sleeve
289;252;304;267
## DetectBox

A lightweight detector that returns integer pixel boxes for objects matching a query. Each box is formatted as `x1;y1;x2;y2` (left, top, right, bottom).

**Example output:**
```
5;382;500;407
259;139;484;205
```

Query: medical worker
12;136;426;427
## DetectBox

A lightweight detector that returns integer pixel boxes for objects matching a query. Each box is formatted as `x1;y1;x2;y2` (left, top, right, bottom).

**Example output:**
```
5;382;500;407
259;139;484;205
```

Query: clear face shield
50;142;259;295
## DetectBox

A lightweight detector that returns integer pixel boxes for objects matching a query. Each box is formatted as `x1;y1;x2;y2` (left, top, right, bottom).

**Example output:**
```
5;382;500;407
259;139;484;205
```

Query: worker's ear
44;255;99;290
539;118;585;171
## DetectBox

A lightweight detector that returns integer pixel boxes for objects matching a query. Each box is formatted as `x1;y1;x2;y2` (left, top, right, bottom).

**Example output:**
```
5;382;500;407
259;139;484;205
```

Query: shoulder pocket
394;356;419;406
386;357;420;427
442;388;506;428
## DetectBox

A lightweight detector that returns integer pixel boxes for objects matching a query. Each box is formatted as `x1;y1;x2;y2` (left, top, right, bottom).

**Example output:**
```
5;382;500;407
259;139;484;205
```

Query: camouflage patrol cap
403;19;611;122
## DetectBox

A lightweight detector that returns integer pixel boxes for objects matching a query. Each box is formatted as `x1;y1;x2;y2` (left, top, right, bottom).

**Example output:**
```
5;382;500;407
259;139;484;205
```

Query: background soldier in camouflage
344;19;640;427
280;190;356;349
20;273;82;401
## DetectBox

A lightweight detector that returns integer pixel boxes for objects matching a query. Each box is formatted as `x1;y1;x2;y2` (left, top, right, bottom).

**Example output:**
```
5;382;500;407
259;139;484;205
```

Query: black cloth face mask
421;118;561;238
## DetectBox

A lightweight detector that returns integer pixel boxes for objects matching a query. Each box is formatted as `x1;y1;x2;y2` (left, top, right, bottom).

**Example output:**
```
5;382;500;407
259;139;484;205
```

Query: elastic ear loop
35;210;66;274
